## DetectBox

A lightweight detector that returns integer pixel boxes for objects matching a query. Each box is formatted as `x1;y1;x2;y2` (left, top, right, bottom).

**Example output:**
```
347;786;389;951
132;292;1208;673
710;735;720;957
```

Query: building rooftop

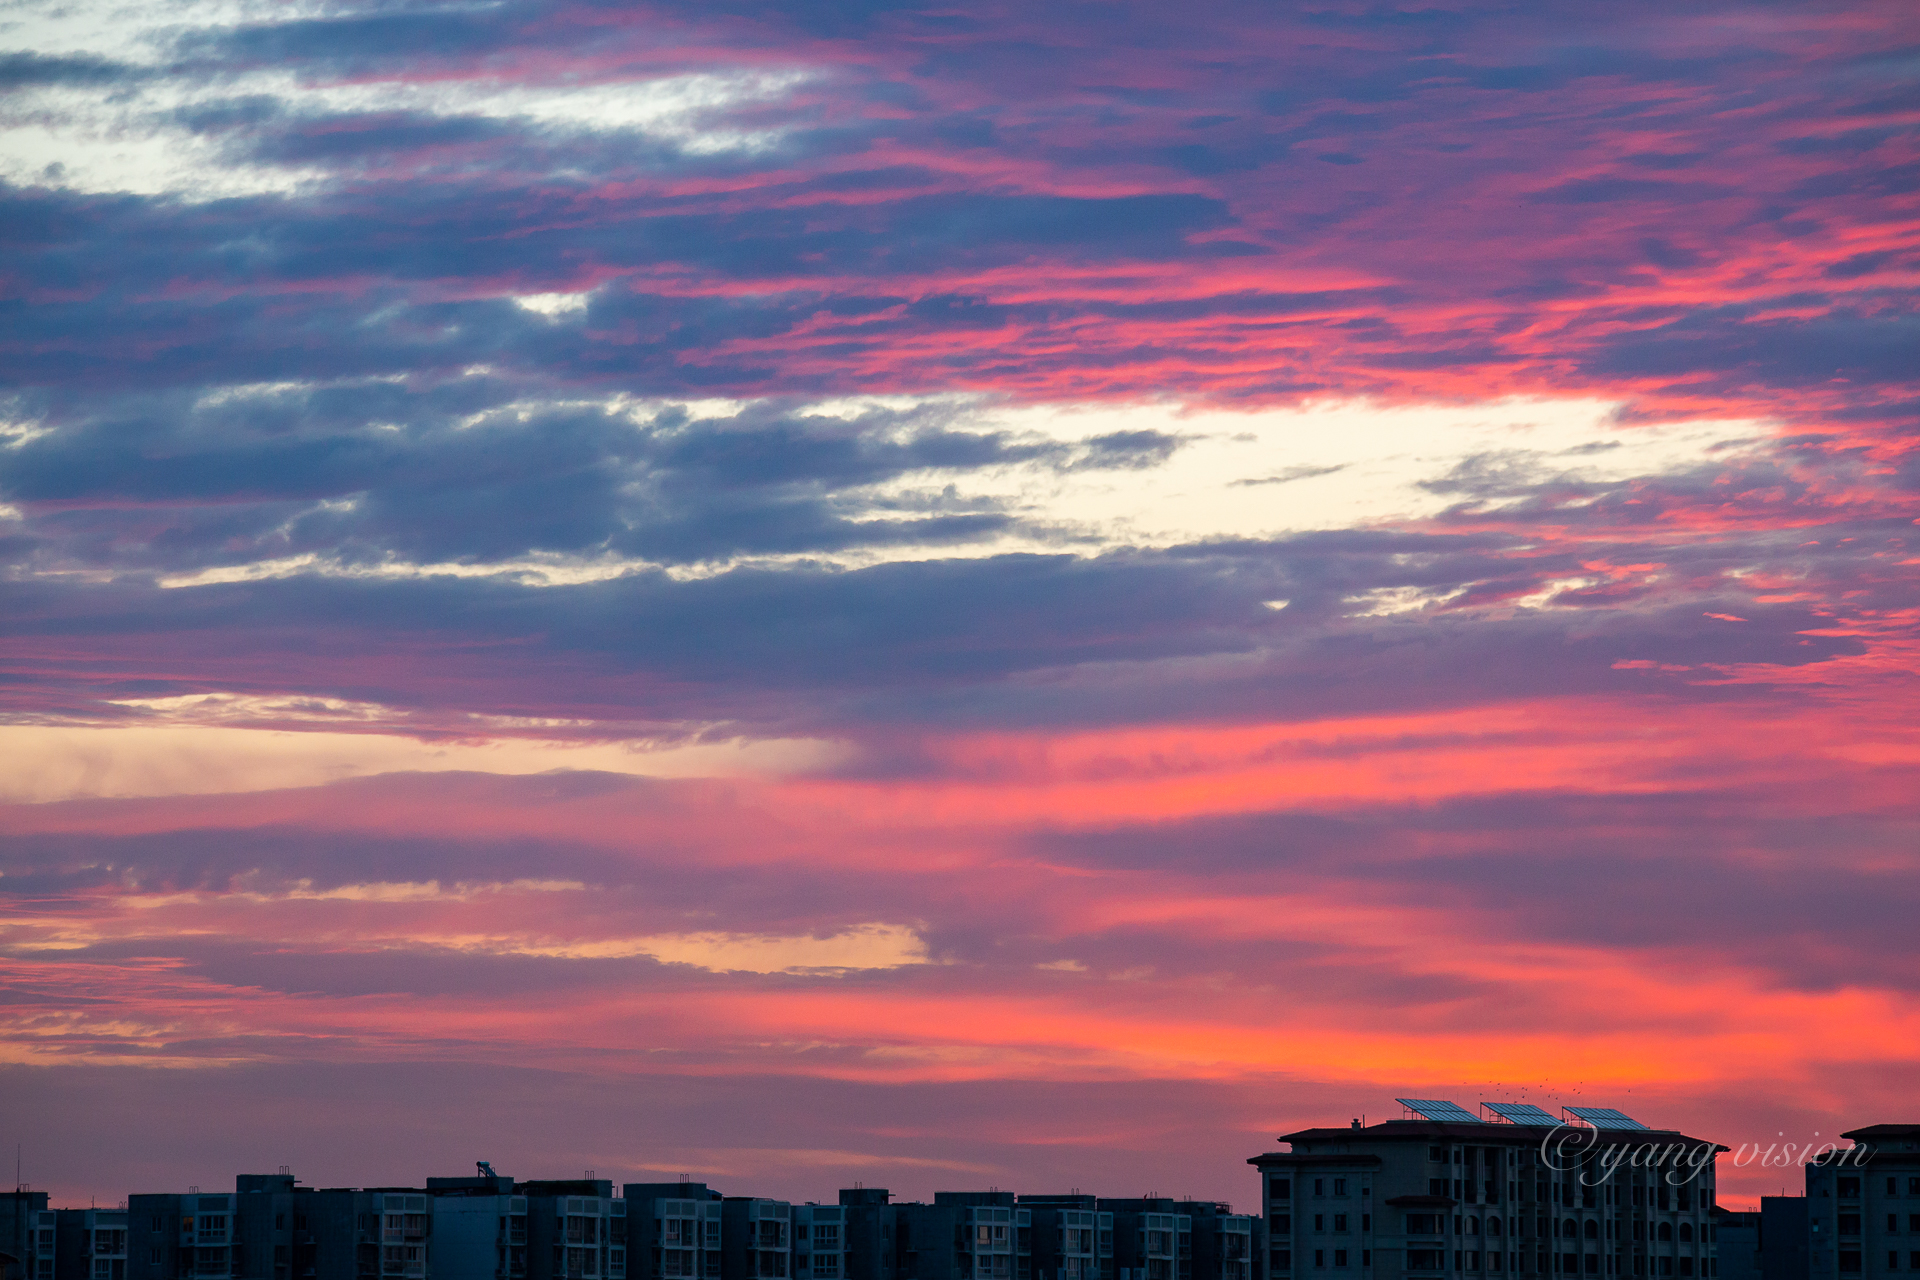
1271;1118;1725;1152
1839;1124;1920;1142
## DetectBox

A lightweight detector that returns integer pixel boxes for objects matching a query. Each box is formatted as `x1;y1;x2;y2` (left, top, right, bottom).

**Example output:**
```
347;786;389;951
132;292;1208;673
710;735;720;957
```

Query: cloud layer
2;0;1918;1209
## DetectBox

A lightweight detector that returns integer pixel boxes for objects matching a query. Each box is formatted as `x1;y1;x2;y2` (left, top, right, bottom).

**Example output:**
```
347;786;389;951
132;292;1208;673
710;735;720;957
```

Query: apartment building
721;1198;791;1280
131;1191;239;1280
1758;1200;1807;1280
425;1168;529;1280
1091;1200;1252;1280
1807;1125;1920;1280
519;1180;624;1280
2;1192;54;1280
833;1191;892;1280
1017;1196;1112;1280
52;1208;128;1280
1252;1104;1723;1280
1710;1211;1758;1280
624;1183;724;1280
879;1193;1017;1280
795;1204;849;1280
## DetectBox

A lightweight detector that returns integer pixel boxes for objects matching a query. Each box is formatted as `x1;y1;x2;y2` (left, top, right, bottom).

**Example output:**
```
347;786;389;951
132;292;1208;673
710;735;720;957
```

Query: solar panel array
1396;1098;1482;1124
1486;1103;1560;1125
1566;1107;1648;1130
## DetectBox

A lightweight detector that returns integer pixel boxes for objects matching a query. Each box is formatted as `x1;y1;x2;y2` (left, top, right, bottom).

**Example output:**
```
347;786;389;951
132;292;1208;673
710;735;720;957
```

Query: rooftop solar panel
1566;1107;1648;1130
1396;1098;1483;1124
1486;1103;1560;1125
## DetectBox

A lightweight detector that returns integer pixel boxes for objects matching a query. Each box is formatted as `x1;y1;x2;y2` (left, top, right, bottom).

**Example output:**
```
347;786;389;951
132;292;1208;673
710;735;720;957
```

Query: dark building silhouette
624;1183;724;1280
1093;1201;1251;1280
52;1208;128;1280
1806;1126;1920;1280
1017;1195;1111;1280
99;1168;1252;1280
516;1179;623;1280
2;1190;53;1280
1252;1114;1724;1280
1710;1209;1758;1280
721;1198;792;1280
833;1189;892;1280
1757;1199;1806;1280
879;1193;1016;1280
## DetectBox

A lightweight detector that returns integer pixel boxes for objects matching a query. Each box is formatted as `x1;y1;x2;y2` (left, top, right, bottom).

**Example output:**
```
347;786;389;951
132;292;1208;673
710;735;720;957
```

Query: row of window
1281;1213;1710;1244
1834;1179;1920;1200
1836;1253;1920;1273
1270;1249;1720;1276
1832;1216;1920;1236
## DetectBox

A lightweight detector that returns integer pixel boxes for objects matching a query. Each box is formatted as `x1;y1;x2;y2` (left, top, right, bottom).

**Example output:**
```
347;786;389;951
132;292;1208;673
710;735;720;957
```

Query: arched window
1488;1219;1502;1238
1565;1221;1578;1240
1584;1222;1599;1241
1657;1224;1672;1243
1678;1225;1692;1243
1469;1219;1481;1236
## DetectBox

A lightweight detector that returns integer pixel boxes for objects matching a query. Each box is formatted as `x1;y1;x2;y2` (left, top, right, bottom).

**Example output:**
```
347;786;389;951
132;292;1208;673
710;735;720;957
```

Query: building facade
624;1183;724;1280
426;1170;529;1280
1756;1200;1806;1280
1;1192;54;1280
1252;1116;1723;1280
881;1194;1017;1280
53;1208;128;1280
130;1192;237;1280
1807;1125;1920;1280
795;1204;848;1280
721;1199;791;1280
1709;1211;1757;1280
1017;1196;1112;1280
519;1181;624;1280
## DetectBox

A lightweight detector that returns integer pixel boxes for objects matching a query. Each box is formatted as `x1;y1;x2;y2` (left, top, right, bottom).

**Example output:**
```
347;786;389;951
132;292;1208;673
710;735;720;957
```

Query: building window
1315;1182;1325;1198
1333;1252;1347;1269
1888;1254;1899;1270
1273;1181;1293;1200
1334;1217;1347;1234
1271;1251;1291;1272
1335;1182;1347;1198
1433;1149;1446;1163
1838;1253;1861;1275
1314;1252;1324;1269
1315;1217;1324;1233
1840;1181;1861;1200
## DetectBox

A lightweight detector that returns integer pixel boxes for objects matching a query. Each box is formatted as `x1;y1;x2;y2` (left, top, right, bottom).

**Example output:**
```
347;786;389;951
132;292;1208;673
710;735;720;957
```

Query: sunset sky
3;0;1918;1209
